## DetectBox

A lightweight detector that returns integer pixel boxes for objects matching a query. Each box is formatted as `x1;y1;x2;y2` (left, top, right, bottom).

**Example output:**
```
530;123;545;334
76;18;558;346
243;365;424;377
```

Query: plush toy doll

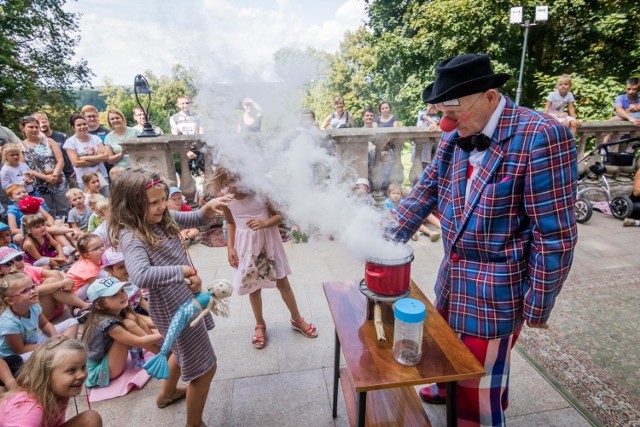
144;279;233;379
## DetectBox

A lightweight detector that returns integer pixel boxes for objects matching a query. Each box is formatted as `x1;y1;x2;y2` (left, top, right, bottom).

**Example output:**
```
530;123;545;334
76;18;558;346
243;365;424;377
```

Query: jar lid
393;298;426;324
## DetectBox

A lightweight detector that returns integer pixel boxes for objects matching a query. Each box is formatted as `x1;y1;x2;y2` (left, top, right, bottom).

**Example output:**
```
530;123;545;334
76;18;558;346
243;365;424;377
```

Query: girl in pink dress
214;167;318;349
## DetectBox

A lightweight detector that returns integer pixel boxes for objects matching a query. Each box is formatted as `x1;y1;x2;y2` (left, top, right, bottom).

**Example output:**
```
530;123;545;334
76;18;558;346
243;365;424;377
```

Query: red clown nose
439;116;457;132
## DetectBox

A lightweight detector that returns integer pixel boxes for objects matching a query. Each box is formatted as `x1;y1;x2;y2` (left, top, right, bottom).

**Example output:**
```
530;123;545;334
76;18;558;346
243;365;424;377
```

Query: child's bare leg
570;122;577;136
185;365;216;427
276;277;306;325
426;213;441;229
122;318;160;353
107;340;130;380
55;291;90;310
62;409;103;427
249;290;266;342
0;358;17;390
157;355;187;407
418;224;433;236
38;293;59;320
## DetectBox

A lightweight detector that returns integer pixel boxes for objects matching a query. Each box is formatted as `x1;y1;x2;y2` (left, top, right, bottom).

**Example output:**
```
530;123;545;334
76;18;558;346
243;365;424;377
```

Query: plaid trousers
434;308;521;426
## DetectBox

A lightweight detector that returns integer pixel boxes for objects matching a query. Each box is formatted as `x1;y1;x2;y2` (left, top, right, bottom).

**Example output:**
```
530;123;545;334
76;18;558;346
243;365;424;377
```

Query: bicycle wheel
610;196;633;219
575;198;593;223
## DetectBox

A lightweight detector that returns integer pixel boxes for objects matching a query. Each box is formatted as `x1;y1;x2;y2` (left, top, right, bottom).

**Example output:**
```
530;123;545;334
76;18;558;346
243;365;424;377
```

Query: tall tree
0;0;93;130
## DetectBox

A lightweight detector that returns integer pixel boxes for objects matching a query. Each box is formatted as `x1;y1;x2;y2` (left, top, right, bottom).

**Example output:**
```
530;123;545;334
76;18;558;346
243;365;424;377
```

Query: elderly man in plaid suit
392;54;578;426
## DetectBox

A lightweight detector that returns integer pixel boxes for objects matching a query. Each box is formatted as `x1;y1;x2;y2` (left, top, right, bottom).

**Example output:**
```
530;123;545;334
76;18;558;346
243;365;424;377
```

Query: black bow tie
453;133;491;152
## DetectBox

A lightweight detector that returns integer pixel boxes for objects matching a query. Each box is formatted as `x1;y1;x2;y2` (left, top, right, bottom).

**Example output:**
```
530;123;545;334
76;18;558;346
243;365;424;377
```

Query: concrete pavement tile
84;378;233;426
211;325;280;381
276;318;336;372
507;407;591;426
230;369;334;427
321;367;351;427
507;350;572;416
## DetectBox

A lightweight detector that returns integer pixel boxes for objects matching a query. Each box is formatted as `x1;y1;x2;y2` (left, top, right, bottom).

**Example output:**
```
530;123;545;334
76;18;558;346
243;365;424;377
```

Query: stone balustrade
121;121;640;203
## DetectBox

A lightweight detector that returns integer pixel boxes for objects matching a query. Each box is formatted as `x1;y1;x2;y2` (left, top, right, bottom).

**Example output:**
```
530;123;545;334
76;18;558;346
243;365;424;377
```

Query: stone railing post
121;136;176;183
574;121;640;178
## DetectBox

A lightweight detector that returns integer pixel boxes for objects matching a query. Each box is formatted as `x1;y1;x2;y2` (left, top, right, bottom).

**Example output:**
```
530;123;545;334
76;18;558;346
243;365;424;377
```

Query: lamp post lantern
134;74;159;138
510;6;548;105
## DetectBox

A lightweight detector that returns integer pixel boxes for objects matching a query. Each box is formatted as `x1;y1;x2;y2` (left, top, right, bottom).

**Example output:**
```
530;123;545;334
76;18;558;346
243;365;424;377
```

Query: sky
65;0;367;86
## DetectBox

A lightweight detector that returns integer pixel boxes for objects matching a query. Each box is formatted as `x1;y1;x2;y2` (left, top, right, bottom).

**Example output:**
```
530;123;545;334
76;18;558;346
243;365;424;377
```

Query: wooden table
323;280;485;427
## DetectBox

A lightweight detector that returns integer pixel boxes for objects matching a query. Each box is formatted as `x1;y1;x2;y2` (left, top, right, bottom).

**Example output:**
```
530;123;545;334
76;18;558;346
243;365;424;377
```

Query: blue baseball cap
0;222;9;233
168;187;182;197
87;277;126;302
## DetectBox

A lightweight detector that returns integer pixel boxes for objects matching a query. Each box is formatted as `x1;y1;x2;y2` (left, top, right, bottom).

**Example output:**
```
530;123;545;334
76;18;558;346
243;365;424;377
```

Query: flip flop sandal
290;317;318;338
156;386;188;409
252;324;267;349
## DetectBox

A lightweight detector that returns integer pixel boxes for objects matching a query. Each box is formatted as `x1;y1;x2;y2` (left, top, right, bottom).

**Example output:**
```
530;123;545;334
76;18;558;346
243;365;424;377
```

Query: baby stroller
575;136;640;224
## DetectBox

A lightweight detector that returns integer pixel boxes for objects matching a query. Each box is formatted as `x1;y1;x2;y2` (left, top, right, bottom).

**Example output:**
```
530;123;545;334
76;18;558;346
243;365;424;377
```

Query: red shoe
419;384;446;404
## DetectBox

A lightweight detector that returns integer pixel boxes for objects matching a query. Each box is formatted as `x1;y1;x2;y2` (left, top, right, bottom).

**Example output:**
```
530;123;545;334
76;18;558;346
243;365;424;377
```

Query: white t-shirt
0;163;34;193
62;134;108;181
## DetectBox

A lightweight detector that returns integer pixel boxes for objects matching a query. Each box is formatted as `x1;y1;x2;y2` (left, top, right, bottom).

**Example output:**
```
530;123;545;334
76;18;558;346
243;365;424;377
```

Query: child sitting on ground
0;336;102;426
101;248;150;316
65;234;104;306
385;183;441;242
544;74;580;136
0;246;89;322
82;171;103;201
0;272;79;361
66;188;91;236
0;144;35;195
0;222;18;251
21;213;69;268
87;195;107;233
18;195;76;253
167;187;200;244
82;277;161;387
353;177;375;206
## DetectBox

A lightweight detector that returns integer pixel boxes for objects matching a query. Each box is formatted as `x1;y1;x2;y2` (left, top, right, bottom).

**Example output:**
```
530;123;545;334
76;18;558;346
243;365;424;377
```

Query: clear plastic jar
393;298;426;366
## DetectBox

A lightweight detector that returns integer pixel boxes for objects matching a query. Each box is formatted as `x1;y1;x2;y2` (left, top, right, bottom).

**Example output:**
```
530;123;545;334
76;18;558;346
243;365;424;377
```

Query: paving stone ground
72;209;640;426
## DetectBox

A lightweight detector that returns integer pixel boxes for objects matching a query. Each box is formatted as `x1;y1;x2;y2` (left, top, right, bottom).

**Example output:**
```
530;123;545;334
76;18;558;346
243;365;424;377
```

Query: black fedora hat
422;54;510;104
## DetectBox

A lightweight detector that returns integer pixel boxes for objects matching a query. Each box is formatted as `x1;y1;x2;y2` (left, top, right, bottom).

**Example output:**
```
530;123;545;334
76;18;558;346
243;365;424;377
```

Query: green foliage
310;0;640;126
533;73;622;121
0;0;93;133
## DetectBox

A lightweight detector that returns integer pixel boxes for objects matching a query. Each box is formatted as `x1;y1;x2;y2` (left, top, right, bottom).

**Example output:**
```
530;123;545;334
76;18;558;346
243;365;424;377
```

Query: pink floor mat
87;350;153;402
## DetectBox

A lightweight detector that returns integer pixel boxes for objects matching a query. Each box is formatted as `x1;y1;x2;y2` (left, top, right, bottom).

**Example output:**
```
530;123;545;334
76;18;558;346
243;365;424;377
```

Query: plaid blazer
394;97;578;339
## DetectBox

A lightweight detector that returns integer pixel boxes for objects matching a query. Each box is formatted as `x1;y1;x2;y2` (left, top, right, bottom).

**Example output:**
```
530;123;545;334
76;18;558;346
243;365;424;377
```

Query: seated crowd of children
0;170;198;394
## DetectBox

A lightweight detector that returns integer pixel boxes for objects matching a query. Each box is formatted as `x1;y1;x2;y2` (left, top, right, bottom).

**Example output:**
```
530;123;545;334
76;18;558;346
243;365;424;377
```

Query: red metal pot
364;245;414;296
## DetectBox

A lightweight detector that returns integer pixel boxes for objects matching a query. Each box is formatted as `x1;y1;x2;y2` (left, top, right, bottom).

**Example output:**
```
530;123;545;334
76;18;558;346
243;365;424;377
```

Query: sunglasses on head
22;116;36;124
1;256;23;267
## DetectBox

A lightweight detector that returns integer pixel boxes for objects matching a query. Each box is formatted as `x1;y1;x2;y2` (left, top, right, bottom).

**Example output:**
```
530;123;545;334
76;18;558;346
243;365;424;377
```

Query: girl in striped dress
109;168;233;427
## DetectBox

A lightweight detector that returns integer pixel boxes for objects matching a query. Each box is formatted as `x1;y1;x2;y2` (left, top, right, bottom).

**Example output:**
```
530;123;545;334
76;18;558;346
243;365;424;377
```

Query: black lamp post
134;74;159;137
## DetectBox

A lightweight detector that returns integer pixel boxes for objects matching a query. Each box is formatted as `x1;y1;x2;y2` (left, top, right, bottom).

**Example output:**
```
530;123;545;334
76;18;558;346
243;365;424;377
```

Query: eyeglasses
88;244;105;252
435;93;484;116
1;256;23;267
12;284;37;297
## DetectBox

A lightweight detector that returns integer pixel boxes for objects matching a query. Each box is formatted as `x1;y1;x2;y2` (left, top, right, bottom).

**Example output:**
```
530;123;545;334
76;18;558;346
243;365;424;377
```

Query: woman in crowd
375;101;400;127
19;116;71;219
63;114;110;196
104;108;138;168
320;96;354;129
237;98;263;133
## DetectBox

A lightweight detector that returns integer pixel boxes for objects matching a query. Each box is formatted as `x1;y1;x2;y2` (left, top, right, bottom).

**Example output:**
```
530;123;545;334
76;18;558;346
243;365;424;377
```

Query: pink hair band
144;179;163;189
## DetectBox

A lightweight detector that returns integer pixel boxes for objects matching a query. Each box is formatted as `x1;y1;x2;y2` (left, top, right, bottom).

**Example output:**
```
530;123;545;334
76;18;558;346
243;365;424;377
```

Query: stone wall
121;122;640;202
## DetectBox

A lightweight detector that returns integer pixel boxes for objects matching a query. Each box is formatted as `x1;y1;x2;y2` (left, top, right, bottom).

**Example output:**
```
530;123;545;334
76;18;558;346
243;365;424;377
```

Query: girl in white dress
213;167;318;349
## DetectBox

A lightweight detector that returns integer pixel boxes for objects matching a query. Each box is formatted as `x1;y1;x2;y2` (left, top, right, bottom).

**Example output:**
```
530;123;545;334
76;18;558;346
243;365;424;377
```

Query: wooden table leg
332;330;340;418
356;391;367;427
446;381;457;427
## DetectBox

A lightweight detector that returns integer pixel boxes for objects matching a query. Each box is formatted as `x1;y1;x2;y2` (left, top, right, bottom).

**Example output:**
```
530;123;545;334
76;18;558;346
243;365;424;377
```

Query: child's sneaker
72;306;91;324
430;232;441;242
411;233;419;241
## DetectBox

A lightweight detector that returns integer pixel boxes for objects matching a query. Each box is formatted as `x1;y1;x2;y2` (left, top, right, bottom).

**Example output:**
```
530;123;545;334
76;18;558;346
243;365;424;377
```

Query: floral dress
21;137;67;195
